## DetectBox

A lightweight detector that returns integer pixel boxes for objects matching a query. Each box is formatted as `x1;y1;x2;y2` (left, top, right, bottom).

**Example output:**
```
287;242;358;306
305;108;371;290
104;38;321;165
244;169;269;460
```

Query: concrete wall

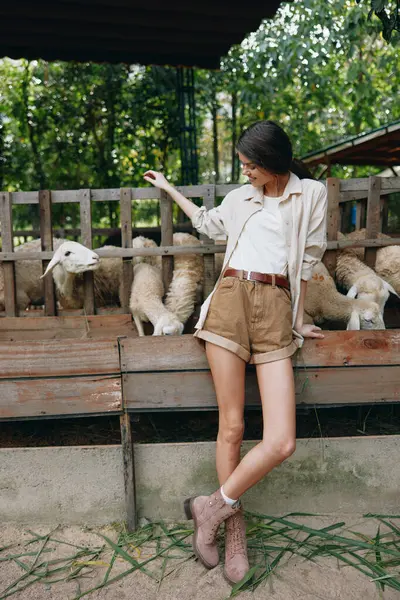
0;436;399;525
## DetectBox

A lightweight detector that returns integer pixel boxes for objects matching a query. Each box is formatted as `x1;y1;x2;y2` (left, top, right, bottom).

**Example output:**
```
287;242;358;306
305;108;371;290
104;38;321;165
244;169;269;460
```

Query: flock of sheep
0;227;399;334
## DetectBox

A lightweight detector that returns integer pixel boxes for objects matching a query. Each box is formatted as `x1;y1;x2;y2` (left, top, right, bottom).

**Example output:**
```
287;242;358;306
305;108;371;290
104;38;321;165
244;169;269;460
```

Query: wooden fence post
120;188;133;313
322;178;340;277
0;192;17;316
201;185;216;298
160;189;174;293
79;189;95;315
39;190;56;316
365;176;381;268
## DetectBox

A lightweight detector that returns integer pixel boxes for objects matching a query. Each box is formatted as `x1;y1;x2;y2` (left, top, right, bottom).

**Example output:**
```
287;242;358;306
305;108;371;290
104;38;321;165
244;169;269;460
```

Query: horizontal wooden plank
0;243;227;261
0;315;137;341
124;365;400;410
0;375;122;419
7;178;400;205
340;178;400;193
4;238;400;263
120;331;400;373
0;339;120;379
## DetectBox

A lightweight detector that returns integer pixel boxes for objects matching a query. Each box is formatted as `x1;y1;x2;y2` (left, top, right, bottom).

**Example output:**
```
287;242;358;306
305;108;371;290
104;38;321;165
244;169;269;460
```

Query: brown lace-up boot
184;489;241;569
223;509;249;585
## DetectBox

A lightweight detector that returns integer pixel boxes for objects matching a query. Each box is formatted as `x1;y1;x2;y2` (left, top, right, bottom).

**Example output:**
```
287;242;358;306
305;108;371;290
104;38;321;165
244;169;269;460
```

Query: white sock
220;486;239;506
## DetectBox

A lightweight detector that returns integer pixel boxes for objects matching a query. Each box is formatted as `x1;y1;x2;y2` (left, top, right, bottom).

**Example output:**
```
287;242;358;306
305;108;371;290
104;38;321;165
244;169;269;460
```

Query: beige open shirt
191;172;328;348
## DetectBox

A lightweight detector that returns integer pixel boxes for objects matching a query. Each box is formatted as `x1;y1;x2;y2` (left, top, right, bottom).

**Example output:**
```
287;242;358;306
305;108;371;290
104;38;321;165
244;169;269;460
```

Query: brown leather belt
223;268;290;290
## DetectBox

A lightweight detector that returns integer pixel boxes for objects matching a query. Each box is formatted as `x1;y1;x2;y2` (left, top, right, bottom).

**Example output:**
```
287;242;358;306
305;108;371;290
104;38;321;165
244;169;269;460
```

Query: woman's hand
143;170;171;191
296;323;324;339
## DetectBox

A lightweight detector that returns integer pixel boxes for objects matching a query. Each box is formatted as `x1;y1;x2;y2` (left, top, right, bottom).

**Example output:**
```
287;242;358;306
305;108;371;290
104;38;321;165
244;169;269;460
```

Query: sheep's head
347;276;398;316
347;300;385;330
153;314;184;336
41;241;100;278
132;236;160;268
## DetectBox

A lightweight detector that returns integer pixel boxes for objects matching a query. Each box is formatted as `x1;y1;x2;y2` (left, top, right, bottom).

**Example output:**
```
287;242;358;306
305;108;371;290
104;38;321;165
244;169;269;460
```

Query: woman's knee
262;435;296;462
218;418;245;445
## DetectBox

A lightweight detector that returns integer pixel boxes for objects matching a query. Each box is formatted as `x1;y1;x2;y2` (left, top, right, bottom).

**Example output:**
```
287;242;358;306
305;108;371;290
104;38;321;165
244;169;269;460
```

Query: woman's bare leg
205;342;246;485
222;357;296;499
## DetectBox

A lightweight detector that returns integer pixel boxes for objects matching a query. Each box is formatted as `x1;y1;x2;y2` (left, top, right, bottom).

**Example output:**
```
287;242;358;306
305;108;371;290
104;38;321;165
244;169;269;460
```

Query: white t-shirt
229;195;288;275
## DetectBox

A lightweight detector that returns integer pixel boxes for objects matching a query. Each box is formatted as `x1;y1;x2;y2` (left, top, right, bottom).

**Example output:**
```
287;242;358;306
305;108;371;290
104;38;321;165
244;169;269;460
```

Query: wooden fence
1;176;400;318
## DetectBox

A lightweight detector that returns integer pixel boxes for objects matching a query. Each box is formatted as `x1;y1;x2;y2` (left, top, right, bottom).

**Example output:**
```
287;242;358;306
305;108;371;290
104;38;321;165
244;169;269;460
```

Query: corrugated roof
302;119;400;167
0;0;287;68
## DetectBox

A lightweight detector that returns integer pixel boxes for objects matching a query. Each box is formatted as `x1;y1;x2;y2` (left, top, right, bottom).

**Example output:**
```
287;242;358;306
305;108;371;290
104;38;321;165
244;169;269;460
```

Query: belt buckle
246;271;252;281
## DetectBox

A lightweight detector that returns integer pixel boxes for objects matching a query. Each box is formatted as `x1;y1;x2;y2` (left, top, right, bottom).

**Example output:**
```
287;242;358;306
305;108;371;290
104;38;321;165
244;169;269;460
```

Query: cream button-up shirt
191;172;328;347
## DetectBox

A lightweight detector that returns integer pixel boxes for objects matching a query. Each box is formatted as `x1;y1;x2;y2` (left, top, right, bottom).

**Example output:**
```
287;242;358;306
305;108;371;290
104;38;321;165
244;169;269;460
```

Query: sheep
335;250;397;317
304;261;385;330
129;262;184;336
164;233;204;325
0;237;66;311
132;232;205;327
41;241;122;309
338;228;400;295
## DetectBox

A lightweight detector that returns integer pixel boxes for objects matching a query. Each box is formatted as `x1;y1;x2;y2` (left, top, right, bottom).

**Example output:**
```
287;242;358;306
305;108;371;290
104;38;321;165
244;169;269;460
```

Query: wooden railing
1;177;400;318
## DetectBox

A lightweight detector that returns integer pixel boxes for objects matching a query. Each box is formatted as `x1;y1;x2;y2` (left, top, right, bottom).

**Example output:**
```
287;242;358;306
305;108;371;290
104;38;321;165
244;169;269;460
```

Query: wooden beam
0;192;16;316
119;411;137;532
160;189;174;293
79;189;95;315
123;366;400;410
120;188;133;313
39;190;56;316
365;176;381;268
0;375;122;419
0;339;121;379
323;178;340;276
119;331;400;373
200;186;217;298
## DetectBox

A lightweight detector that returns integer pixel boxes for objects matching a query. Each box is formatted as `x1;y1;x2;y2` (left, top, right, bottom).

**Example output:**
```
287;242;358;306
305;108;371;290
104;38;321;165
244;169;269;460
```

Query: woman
144;120;328;585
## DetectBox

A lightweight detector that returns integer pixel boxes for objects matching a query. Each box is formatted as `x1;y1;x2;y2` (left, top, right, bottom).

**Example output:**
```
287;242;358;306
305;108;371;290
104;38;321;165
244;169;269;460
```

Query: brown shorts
195;276;300;364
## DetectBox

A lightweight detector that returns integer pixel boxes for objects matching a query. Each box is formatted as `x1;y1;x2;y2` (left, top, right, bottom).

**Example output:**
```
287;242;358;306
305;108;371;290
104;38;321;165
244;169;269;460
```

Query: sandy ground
0;517;398;600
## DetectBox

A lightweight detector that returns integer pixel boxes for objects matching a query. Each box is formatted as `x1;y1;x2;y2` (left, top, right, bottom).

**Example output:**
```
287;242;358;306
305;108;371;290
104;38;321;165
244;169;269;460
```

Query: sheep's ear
40;247;63;278
346;285;358;299
381;279;400;298
346;310;361;330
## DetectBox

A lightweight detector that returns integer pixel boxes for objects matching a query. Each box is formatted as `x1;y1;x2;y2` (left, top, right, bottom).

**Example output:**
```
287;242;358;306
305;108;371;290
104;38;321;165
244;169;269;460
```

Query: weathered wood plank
365;176;381;268
0;314;137;341
120;331;400;373
0;192;16;317
200;185;217;298
340;178;400;192
160;189;174;293
0;375;122;419
356;199;367;230
0;339;120;378
5;238;400;263
0;244;228;261
123;366;400;410
120;412;137;531
323;178;340;276
120;187;133;313
39;190;56;316
79;189;95;315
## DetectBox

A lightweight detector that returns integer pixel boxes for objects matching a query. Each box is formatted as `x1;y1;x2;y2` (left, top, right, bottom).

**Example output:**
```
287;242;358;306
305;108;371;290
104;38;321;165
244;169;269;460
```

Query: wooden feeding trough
1;175;400;529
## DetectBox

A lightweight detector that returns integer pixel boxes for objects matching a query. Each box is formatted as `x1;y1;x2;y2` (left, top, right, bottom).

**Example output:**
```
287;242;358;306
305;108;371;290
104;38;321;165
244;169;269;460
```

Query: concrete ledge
0;436;399;525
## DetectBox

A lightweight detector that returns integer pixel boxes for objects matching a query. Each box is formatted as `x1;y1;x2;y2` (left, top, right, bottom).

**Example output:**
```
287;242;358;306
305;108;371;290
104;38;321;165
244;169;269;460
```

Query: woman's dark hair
236;120;314;180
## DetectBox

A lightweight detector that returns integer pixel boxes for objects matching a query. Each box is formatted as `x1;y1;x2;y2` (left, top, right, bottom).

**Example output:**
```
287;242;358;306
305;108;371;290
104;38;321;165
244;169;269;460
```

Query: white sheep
335;250;397;317
0;237;65;311
42;241;121;309
165;232;204;325
304;261;385;330
129;262;184;336
338;229;400;296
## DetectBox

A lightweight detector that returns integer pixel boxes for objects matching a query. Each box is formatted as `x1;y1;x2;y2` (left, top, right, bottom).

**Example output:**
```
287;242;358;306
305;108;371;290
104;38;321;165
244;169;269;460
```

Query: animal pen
1;175;400;530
